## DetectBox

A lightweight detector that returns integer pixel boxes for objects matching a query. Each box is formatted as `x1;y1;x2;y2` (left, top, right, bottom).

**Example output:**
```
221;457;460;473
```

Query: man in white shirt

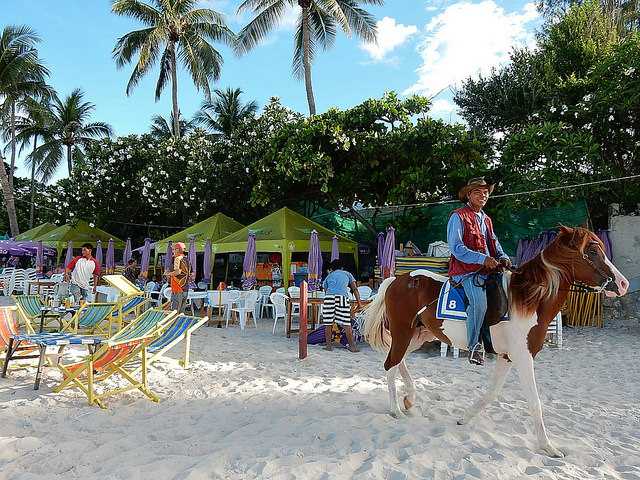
65;243;101;302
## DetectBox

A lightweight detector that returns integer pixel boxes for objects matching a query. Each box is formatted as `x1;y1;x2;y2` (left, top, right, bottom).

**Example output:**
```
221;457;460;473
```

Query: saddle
436;272;509;353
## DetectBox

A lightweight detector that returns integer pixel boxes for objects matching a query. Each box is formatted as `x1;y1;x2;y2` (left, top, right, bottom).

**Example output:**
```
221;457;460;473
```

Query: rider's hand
499;257;512;268
483;256;499;269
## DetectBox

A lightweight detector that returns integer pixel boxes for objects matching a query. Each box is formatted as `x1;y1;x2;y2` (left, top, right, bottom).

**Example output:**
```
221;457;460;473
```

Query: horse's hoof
541;444;565;458
403;396;414;410
456;418;466;425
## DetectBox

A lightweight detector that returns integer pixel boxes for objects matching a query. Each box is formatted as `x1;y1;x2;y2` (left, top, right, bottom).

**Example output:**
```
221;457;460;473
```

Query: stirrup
469;343;485;366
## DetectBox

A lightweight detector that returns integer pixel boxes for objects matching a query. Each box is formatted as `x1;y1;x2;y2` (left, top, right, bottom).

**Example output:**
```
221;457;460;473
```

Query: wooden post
299;280;308;360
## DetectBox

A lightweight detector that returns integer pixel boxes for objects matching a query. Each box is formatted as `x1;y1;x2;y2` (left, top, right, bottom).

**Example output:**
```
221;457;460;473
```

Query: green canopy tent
14;222;57;241
213;207;358;286
34;219;125;264
155;213;244;254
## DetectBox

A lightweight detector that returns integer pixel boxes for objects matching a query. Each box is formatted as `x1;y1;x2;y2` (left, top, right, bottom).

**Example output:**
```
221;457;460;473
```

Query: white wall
609;213;640;292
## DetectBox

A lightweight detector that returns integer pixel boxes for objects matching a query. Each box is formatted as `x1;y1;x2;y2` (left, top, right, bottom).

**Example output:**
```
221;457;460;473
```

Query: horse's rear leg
398;360;418;413
458;355;511;425
386;365;404;418
385;331;412;418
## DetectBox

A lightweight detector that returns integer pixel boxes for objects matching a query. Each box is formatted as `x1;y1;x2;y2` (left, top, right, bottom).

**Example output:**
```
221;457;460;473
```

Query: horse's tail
362;276;396;352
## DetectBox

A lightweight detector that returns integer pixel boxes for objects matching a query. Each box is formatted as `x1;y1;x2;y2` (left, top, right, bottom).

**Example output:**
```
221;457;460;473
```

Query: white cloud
361;17;418;62
430;98;456;114
404;1;540;97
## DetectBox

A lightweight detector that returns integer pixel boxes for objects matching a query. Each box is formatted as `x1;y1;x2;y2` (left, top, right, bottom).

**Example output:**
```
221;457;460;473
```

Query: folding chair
53;308;177;408
133;314;208;373
13;295;63;333
63;302;118;336
0;306;40;368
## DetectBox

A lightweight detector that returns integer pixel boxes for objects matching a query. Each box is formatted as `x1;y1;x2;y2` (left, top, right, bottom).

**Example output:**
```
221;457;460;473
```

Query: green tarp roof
155;213;244;254
34;220;125;251
14;222;57;241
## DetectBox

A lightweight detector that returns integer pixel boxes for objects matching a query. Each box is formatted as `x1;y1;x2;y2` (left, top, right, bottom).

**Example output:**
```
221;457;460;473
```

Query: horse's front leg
458;354;511;425
511;347;564;458
387;364;404;418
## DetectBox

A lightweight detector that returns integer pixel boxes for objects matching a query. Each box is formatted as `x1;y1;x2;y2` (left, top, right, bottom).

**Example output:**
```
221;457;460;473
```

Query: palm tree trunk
301;6;317;116
29;137;38;229
170;41;180;139
9;102;17;186
67;145;73;176
0;155;20;237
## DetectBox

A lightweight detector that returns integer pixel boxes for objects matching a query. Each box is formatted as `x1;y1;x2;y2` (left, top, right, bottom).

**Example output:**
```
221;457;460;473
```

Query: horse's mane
509;227;601;317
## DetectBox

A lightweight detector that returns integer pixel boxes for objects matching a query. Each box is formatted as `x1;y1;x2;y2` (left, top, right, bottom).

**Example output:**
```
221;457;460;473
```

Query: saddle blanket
436;280;467;321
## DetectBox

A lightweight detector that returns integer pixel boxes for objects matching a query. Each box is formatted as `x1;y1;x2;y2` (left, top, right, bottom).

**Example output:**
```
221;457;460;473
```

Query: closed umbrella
241;233;257;290
95;240;103;266
36;241;44;272
163;241;173;272
140;238;152;278
188;236;197;281
123;238;132;264
106;239;115;273
64;240;74;267
330;236;339;262
203;239;212;282
381;226;396;278
308;230;323;292
377;232;385;267
597;229;613;259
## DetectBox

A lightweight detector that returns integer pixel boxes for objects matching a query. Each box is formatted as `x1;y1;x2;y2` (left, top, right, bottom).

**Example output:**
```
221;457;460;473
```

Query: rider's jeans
455;274;487;349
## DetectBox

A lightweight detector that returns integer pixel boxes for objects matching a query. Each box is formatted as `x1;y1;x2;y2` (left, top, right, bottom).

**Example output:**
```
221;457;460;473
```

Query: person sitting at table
322;259;363;352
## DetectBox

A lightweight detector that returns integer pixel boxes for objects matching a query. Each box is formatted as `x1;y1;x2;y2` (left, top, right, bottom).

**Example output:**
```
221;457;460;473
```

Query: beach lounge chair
133;314;208;373
0;306;39;368
13;295;63;333
63;302;118;336
53;308;177;408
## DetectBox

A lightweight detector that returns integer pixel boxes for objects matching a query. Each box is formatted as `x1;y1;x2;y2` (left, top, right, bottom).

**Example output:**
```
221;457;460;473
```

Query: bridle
565;242;614;294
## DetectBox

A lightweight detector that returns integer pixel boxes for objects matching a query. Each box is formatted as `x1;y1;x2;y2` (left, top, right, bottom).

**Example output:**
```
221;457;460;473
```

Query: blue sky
4;0;542;179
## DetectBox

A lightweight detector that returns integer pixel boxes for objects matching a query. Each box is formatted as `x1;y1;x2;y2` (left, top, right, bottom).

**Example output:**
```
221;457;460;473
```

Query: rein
542;248;613;294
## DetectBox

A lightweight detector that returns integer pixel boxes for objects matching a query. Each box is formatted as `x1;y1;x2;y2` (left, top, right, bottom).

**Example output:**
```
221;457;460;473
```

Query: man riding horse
447;177;510;366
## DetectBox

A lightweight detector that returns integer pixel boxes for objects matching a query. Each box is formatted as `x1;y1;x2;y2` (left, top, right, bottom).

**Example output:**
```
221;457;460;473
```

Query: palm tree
150;111;194;139
0;25;50;236
32;89;112;178
112;0;236;139
193;87;258;137
236;0;382;116
9;98;54;228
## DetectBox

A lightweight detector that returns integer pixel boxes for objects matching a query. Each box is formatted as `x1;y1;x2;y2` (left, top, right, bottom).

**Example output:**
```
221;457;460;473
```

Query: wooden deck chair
53;308;177;408
13;295;63;333
102;274;150;330
62;302;118;336
0;306;40;367
136;314;208;372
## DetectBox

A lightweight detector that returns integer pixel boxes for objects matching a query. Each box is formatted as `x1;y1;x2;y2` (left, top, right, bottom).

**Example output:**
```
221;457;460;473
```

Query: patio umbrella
330;235;339;262
0;241;33;257
381;226;396;278
123;238;132;264
106;239;115;273
140;238;152;277
36;241;44;272
241;232;257;290
163;241;174;272
377;232;385;267
64;240;74;267
188;236;197;280
308;230;323;292
203;239;212;282
95;240;103;266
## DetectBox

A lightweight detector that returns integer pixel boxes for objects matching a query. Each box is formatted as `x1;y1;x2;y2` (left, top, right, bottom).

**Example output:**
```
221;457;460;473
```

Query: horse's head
555;226;629;297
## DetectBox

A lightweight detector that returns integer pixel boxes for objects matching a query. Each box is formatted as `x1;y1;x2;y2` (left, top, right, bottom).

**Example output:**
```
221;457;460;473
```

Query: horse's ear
557;225;574;237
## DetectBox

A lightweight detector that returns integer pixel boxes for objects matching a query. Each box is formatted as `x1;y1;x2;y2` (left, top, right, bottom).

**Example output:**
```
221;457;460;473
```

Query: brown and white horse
362;227;629;457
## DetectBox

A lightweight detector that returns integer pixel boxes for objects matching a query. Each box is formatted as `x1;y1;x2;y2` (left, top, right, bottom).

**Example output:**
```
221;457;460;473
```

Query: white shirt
71;257;97;290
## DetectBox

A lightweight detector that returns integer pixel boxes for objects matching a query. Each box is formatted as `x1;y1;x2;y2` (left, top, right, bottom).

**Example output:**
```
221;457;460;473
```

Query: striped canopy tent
213;207;358;287
33;219;124;264
14;222;57;241
155;213;243;255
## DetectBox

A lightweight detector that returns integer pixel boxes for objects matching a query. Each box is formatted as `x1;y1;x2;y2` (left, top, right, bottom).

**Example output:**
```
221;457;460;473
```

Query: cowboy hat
458;177;495;202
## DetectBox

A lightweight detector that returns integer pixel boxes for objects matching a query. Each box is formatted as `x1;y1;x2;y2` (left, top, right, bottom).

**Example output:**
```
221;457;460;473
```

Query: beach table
2;332;103;390
27;279;57;296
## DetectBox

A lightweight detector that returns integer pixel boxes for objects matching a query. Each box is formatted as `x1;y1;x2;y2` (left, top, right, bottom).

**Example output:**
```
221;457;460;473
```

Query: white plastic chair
275;287;286;295
357;286;373;300
440;342;460;358
12;269;27;294
144;281;162;307
229;290;259;330
546;312;563;348
270;292;288;335
1;270;16;296
258;285;274;319
287;286;301;316
207;290;241;321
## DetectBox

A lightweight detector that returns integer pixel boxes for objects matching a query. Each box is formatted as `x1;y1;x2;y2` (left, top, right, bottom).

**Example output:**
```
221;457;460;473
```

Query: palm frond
337;0;378;42
236;0;289;54
292;17;317;79
111;0;162;26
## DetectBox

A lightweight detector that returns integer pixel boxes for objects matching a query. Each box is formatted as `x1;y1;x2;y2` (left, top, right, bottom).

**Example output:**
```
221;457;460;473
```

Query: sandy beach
1;315;640;480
